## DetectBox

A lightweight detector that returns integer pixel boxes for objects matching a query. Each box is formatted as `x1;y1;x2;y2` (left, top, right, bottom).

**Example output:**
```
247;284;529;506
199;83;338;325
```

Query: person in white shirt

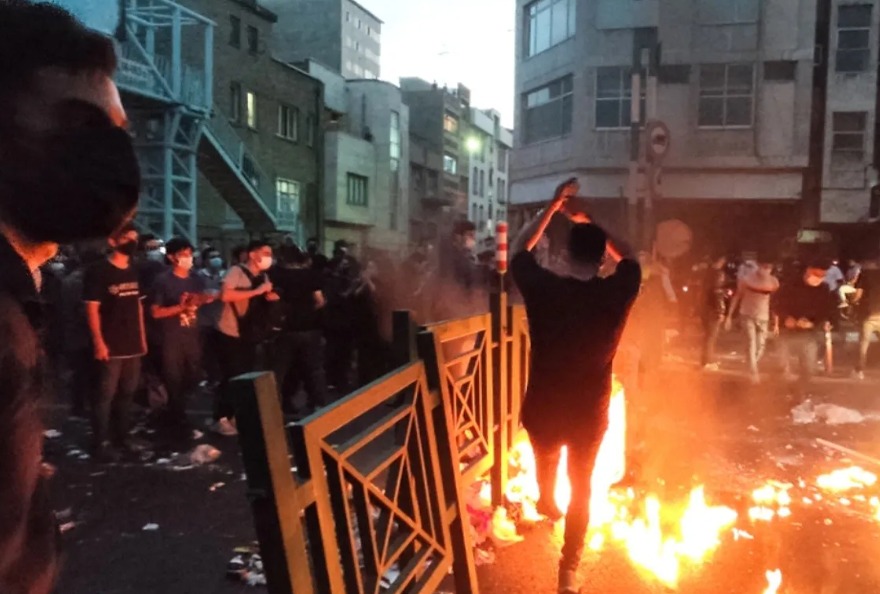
726;257;780;383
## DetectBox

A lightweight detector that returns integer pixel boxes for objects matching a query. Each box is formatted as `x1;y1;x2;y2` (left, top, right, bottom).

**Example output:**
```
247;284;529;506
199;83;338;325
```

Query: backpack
234;265;278;344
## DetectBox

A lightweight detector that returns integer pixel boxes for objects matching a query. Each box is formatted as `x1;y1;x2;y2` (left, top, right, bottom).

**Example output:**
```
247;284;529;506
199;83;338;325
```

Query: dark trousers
91;357;142;447
356;335;392;388
325;329;354;392
67;347;96;415
215;330;257;420
200;326;222;384
272;330;327;411
530;426;606;572
779;331;819;396
701;315;724;366
160;333;202;424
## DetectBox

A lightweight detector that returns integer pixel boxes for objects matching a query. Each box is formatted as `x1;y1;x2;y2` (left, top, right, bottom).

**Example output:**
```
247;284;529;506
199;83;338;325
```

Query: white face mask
177;256;193;271
258;255;273;271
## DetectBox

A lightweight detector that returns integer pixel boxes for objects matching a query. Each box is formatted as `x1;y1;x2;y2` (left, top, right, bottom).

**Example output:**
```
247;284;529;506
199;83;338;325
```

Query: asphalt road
46;344;880;594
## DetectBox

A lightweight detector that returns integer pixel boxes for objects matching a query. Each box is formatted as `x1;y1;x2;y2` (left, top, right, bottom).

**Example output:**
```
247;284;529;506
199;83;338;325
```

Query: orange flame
816;467;877;492
763;569;782;594
505;379;737;589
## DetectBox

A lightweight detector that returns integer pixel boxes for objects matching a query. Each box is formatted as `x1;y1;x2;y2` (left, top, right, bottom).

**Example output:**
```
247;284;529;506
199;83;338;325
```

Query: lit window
698;64;754;128
524;0;576;58
523;75;573;144
346;173;368;206
836;4;872;73
246;90;257;129
831;112;867;169
443;154;457;174
275;178;301;221
277;104;299;140
229;82;241;122
443;113;459;133
595;67;646;129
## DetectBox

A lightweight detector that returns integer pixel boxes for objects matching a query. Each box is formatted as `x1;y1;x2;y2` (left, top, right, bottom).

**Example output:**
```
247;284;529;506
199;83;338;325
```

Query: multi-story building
264;0;381;79
512;0;823;253
467;108;513;241
297;60;410;255
816;0;880;231
401;77;472;243
176;0;324;251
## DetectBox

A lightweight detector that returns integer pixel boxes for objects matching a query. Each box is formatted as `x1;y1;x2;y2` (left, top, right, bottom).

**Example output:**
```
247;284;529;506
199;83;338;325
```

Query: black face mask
0;100;140;244
115;241;138;257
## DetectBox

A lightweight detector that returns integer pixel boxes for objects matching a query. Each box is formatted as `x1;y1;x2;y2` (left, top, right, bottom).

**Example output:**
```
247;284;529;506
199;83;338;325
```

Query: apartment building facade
467;108;514;241
402;78;473;243
264;0;381;80
512;0;821;253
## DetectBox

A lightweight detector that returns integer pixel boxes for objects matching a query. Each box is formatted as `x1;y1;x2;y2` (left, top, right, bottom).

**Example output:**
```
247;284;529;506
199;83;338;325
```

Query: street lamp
465;136;481;154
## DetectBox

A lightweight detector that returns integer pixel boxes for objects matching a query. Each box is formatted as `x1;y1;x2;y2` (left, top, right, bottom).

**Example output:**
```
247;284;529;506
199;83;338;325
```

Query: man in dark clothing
324;240;360;392
774;266;835;394
0;4;140;591
701;255;728;370
270;245;327;416
854;260;880;379
306;237;329;273
84;225;148;461
150;237;215;435
511;179;640;594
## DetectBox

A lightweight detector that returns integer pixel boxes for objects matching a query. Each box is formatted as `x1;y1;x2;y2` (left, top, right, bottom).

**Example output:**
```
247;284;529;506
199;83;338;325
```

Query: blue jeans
742;316;769;376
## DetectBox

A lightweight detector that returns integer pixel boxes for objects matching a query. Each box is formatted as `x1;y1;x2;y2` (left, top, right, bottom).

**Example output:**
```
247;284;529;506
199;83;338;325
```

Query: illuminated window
275;178;301;219
443;154;458;174
444;113;459;133
246;90;257;129
698;64;754;128
524;0;575;58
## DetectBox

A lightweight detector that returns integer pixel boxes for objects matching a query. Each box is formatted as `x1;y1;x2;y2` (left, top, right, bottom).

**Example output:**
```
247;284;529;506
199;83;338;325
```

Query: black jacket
0;236;59;594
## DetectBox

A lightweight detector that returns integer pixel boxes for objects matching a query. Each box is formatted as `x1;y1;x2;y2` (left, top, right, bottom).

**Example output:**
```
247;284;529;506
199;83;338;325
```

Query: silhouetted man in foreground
511;179;641;594
0;3;140;592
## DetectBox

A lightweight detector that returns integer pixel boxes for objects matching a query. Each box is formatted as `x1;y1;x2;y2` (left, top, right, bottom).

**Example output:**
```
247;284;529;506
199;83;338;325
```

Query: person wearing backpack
213;240;277;436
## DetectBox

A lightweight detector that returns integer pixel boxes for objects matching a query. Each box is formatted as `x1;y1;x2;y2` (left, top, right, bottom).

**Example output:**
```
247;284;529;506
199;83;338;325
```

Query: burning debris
762;569;782;594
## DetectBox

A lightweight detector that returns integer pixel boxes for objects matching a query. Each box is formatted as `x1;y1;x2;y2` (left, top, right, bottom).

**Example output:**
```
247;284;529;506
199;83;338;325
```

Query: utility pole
627;54;642;242
643;46;660;250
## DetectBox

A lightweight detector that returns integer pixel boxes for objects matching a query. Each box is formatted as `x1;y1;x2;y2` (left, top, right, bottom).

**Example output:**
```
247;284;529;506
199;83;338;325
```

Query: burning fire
816;466;877;492
763;569;782;594
505;379;738;589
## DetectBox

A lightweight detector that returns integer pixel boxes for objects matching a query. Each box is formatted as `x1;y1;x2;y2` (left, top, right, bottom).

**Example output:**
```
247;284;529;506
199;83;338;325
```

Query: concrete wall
512;0;817;211
263;0;342;72
324;130;376;226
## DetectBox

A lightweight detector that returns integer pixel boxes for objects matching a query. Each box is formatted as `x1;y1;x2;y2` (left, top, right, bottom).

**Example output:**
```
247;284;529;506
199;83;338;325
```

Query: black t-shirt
856;269;880;317
775;281;835;330
83;259;145;358
511;251;641;441
270;266;322;332
150;270;206;341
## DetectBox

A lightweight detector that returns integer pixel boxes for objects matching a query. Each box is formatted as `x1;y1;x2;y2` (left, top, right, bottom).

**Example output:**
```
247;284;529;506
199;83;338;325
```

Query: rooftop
346;0;384;25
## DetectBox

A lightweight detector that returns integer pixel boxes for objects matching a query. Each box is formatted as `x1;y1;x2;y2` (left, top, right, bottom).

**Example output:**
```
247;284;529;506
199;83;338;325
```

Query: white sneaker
211;418;238;437
558;569;579;593
852;370;865;381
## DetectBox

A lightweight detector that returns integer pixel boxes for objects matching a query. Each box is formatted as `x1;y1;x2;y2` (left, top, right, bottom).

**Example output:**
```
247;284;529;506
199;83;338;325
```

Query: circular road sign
646;120;671;162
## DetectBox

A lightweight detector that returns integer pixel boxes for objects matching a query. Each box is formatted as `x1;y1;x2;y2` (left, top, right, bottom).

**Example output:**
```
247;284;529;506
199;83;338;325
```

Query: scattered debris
43;429;62;439
747;425;760;432
142;523;159;531
817;439;880;468
156;458;172;465
59;522;77;534
227;544;266;587
55;508;73;522
190;444;221;465
209;482;226;492
792;401;866;425
192;430;204;441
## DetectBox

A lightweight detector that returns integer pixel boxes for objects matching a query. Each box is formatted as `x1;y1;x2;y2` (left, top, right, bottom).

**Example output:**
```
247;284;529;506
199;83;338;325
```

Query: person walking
726;256;780;383
853;257;880;380
701;255;728;370
511;178;641;594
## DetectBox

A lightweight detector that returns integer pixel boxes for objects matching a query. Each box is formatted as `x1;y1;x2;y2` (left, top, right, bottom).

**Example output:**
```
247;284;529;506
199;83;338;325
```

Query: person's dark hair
278;244;309;266
568;223;607;265
138;233;158;250
453;220;476;236
165;236;193;257
111;221;138;240
0;2;117;112
201;247;220;262
231;245;246;262
247;239;271;253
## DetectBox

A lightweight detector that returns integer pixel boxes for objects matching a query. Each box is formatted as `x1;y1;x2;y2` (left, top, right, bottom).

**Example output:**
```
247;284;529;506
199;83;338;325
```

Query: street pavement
46;335;880;594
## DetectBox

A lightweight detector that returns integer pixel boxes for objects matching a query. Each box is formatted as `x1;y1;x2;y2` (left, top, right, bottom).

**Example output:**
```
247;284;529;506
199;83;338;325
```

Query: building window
229;82;241;122
472;167;479;193
831;111;867;169
498;147;508;172
390;110;401;161
479;170;485;196
443;113;459;133
277;104;299;140
346;173;368;206
247;25;259;53
524;0;576;58
499;179;506;203
471;203;477;222
229;15;241;48
306;114;315;147
276;178;301;219
523;75;573;144
345;10;350;22
479;204;485;228
698;64;754;128
836;4;872;73
596;67;646;129
443;153;458;174
245;90;257;129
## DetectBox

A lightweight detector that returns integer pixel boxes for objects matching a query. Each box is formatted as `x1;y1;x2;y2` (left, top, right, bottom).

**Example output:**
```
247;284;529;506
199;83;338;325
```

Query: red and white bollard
496;221;508;275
